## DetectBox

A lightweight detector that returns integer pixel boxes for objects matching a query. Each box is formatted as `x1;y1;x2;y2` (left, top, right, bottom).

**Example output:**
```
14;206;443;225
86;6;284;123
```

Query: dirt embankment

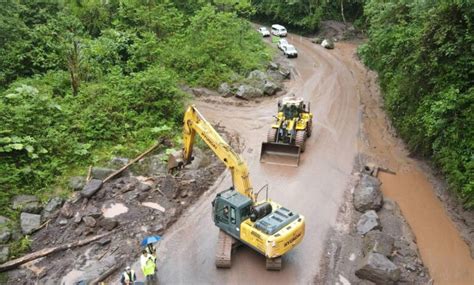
5;128;242;284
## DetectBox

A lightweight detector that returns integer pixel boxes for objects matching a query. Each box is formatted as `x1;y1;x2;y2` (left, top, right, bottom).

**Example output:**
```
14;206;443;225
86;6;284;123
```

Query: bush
360;1;474;208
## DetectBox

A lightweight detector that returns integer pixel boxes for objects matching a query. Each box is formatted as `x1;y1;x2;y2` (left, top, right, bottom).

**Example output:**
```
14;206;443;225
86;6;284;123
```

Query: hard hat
126;266;131;270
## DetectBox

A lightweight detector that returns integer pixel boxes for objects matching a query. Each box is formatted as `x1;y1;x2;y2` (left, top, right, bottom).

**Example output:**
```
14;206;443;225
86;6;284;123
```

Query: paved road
153;35;362;284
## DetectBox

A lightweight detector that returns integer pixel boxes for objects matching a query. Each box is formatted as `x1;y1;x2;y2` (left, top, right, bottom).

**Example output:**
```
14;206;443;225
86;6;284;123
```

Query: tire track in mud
154;35;361;284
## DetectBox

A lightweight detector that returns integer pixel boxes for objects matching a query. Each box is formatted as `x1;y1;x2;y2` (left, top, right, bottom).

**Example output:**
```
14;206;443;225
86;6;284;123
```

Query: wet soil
351;44;474;283
155;35;473;285
152;34;363;284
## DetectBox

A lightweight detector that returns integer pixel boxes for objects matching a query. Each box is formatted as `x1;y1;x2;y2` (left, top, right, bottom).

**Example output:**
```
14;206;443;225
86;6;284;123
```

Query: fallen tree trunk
0;232;111;272
89;263;122;285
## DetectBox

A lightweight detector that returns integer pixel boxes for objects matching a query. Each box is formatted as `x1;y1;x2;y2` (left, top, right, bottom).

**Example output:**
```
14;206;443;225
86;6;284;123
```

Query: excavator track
266;256;282;271
215;230;239;268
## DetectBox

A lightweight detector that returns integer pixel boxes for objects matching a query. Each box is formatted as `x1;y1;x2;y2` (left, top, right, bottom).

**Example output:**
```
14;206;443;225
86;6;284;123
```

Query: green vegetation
359;1;473;207
252;0;364;32
0;1;270;216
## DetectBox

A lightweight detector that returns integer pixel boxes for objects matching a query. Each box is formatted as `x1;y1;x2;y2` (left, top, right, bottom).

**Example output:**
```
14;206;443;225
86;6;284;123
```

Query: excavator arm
168;105;255;201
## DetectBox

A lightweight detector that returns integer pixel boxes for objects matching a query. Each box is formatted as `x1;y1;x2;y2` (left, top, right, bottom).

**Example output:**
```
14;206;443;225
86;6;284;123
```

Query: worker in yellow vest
120;266;136;285
140;249;157;284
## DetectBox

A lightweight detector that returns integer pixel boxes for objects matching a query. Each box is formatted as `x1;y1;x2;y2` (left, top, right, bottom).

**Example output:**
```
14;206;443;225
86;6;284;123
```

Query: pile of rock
1;216;12;263
352;174;401;284
218;63;288;99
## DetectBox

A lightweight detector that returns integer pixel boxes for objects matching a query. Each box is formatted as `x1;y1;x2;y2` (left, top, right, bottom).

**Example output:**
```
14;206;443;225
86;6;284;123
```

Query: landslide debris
4;130;240;283
314;161;431;285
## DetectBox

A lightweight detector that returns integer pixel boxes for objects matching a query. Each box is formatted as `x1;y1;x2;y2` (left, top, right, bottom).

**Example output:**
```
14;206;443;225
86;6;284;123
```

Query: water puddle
102;203;128;218
142;202;166;212
379;170;474;284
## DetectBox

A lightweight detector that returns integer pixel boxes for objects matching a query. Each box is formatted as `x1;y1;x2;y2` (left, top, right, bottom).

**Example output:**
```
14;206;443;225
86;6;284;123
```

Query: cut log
0;232;112;272
103;142;160;183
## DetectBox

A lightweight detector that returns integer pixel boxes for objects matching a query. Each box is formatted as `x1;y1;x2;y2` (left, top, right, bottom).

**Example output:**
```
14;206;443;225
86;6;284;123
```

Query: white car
258;27;270;37
277;39;289;50
282;44;298;58
271;24;287;37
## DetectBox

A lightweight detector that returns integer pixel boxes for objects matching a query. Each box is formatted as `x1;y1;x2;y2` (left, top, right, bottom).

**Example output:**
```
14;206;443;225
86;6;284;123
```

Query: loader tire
307;120;312;137
295;131;306;152
267;128;277;143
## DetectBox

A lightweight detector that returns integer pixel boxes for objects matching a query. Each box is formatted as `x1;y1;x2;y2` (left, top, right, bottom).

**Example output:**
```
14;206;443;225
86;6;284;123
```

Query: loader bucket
260;143;301;167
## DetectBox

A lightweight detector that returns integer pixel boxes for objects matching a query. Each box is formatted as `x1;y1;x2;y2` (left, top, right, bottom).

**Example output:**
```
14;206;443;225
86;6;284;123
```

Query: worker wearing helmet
120;266;136;285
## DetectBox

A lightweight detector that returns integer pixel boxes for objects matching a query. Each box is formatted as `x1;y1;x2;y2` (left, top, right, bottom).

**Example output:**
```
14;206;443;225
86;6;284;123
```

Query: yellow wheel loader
168;105;305;270
260;95;313;167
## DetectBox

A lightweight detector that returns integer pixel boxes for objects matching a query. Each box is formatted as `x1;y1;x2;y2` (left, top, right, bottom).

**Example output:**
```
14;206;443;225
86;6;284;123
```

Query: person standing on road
120;266;136;285
140;249;157;284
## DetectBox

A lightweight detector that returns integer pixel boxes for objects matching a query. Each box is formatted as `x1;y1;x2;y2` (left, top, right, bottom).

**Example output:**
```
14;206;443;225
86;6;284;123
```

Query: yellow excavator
168;105;305;270
260;95;313;167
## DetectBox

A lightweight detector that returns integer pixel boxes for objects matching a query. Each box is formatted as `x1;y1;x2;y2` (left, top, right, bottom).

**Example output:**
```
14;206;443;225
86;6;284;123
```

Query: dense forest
0;0;472;224
0;0;270;216
358;1;473;208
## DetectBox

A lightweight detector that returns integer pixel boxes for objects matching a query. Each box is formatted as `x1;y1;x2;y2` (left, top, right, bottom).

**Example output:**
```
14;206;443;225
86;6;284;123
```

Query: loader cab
212;188;253;239
278;97;306;119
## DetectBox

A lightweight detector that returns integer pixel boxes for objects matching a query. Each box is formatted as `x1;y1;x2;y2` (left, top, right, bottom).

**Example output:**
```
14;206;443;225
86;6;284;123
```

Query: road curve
155;34;362;284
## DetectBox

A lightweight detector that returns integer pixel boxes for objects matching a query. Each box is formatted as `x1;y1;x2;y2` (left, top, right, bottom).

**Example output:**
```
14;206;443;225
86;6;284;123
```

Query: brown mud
351;41;474;284
155;34;474;284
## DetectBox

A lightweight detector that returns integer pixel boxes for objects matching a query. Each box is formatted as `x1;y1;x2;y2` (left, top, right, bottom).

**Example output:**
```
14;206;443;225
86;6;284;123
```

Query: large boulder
83;216;97;228
321;39;335;49
357;210;381;235
356;252;401;284
0;245;9;263
20;212;41;234
0;227;11;243
311;37;323;44
247;70;267;81
12;195;42;214
191;87;214;97
91;167;116;180
81;179;103;198
263;81;281;96
235;85;263;99
60;202;74;218
42;197;64;218
218;83;232;97
363;230;395;257
0;216;11;243
268;62;279;70
353;175;383;212
110;157;129;168
0;216;10;225
69;176;86;191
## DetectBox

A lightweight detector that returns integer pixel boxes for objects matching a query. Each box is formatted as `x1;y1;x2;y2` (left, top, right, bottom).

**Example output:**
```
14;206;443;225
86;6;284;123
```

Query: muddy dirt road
155;35;361;284
154;35;474;284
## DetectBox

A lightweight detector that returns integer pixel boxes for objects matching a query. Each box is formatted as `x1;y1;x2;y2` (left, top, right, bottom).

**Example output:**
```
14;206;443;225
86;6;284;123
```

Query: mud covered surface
6;128;241;284
350;45;474;283
314;162;431;285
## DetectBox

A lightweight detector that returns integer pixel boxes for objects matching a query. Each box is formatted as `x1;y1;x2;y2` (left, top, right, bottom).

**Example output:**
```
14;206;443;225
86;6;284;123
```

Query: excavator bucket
167;150;185;172
260;143;301;167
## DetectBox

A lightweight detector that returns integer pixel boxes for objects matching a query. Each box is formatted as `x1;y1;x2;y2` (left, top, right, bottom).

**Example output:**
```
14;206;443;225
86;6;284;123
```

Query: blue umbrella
141;235;162;246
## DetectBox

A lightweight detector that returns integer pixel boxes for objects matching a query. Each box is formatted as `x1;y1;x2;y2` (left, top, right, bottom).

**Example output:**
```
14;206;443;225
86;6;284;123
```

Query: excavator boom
168;105;254;201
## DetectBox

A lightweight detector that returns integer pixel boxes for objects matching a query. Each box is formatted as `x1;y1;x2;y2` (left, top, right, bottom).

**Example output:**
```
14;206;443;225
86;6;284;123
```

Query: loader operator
283;104;299;119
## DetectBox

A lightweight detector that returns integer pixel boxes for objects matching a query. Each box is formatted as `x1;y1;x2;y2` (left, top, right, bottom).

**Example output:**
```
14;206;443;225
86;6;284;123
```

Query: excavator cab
212;189;253;239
